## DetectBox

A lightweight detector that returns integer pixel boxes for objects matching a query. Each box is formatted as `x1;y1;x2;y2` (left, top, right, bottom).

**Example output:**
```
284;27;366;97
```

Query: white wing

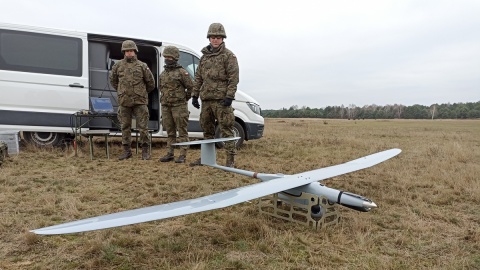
31;148;401;235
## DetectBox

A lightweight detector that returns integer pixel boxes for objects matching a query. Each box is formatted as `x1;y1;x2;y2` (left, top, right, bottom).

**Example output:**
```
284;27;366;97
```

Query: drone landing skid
258;192;340;230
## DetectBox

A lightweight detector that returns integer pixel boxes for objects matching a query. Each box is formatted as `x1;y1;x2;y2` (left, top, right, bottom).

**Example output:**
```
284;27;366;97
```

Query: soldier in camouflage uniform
158;46;194;163
0;141;8;166
190;23;239;167
110;40;155;160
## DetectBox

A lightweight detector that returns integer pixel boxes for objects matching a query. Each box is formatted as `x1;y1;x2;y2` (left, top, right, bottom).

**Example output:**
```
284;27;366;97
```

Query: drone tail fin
174;137;283;180
173;137;240;166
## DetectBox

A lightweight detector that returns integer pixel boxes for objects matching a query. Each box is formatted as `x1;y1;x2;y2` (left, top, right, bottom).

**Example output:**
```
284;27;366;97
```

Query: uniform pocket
132;68;143;85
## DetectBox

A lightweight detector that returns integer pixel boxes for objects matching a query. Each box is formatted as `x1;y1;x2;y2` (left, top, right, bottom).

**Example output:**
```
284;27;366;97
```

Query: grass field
1;119;479;270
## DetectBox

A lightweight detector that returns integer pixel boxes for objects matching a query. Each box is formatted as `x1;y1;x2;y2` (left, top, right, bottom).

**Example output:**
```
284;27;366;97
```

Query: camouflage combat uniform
193;42;239;156
159;62;194;159
0;141;8;166
110;55;155;146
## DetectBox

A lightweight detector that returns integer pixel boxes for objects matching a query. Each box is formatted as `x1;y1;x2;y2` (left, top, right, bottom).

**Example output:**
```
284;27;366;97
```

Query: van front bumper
245;122;264;140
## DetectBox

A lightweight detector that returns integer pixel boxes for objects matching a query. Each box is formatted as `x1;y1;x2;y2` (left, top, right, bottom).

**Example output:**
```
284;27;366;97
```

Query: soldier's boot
189;158;202;167
226;154;235;168
159;152;174;162
141;143;150;160
175;155;186;163
118;144;132;160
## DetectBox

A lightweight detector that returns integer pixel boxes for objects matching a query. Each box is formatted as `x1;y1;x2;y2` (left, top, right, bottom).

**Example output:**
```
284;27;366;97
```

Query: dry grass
1;119;479;270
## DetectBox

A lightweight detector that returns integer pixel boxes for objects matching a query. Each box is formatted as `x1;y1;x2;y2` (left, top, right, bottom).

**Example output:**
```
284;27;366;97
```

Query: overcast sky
2;0;479;109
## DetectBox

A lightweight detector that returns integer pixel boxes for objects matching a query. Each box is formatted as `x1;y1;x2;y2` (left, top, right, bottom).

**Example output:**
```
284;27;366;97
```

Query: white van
0;23;264;147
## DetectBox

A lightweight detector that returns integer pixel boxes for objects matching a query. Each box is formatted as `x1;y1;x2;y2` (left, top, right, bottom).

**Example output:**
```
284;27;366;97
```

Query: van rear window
0;29;82;76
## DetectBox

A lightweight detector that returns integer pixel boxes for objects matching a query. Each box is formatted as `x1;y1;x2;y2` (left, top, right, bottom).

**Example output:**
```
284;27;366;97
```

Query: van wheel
215;121;245;149
24;132;66;147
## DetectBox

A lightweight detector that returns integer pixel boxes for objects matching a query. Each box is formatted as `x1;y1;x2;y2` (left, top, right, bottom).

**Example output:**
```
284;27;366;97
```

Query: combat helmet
207;23;227;38
121;40;138;53
163;46;180;60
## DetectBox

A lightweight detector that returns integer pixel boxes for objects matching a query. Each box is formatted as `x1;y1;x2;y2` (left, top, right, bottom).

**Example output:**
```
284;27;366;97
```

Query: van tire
24;132;66;147
215;121;245;149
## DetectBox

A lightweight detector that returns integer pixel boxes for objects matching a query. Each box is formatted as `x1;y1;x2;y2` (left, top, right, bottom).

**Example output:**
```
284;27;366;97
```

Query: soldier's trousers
200;100;236;155
117;105;150;145
161;104;189;156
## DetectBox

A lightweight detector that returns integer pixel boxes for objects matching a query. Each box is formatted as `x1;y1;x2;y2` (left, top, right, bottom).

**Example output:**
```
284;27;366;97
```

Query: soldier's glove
192;96;200;109
222;97;233;107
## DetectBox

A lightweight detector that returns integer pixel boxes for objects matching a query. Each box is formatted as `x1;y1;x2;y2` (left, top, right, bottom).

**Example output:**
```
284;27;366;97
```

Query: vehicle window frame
178;51;199;79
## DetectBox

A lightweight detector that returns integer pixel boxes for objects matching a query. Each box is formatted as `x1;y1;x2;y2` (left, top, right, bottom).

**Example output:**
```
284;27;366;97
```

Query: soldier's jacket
0;141;8;166
193;42;239;101
110;56;155;107
159;64;194;106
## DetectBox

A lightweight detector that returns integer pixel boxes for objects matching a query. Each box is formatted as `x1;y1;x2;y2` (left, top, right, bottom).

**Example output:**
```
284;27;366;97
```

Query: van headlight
247;102;261;115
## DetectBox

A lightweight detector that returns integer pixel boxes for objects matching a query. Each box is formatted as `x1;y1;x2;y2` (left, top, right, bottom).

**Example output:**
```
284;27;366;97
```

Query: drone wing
31;148;401;235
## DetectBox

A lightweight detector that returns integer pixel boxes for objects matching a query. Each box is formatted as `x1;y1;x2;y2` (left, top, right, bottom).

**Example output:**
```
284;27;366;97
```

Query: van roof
0;22;199;58
1;22;163;46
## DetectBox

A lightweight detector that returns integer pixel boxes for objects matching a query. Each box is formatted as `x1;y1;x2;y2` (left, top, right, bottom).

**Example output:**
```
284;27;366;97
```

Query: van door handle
69;83;84;88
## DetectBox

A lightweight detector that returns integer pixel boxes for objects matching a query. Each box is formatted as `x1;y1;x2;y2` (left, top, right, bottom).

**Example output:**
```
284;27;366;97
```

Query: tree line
262;101;480;119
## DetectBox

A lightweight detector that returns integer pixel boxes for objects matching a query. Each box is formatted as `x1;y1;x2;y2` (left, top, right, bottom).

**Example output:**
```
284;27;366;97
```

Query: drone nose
362;201;378;208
